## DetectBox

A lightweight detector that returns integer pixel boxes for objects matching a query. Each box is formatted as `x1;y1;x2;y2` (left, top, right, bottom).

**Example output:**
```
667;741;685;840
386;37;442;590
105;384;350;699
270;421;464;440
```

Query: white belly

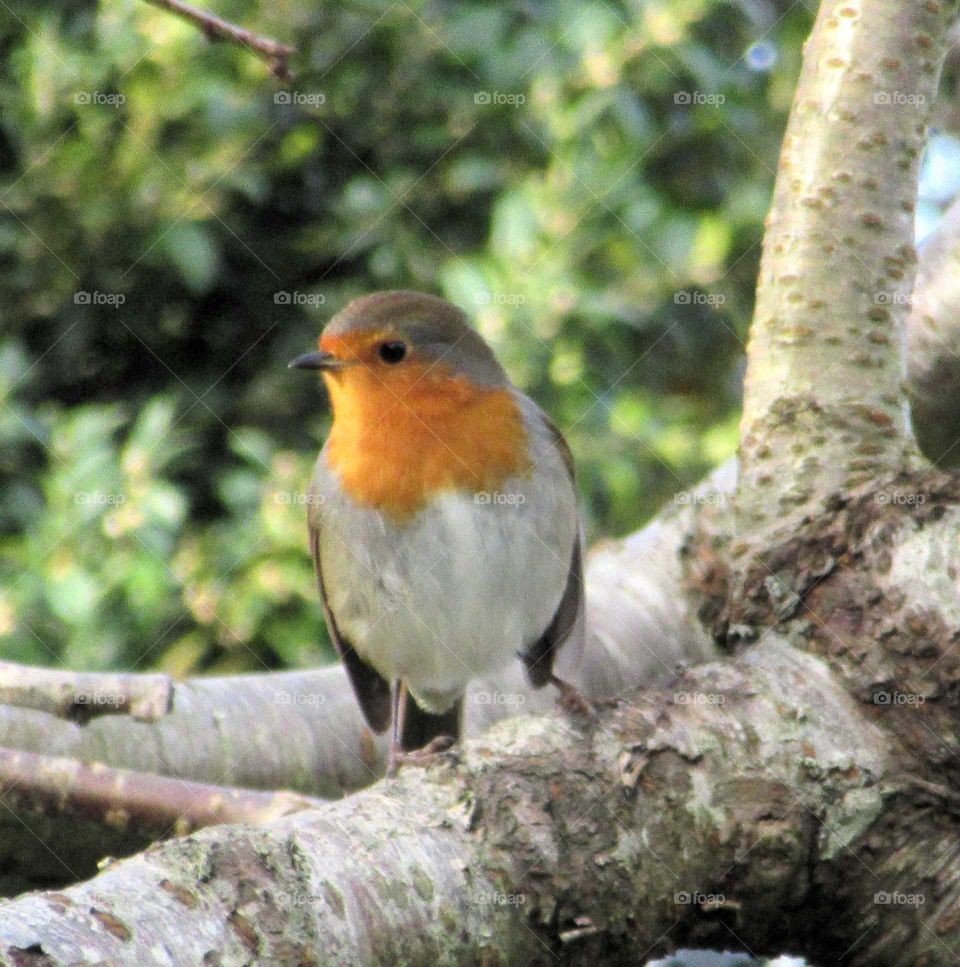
317;474;577;713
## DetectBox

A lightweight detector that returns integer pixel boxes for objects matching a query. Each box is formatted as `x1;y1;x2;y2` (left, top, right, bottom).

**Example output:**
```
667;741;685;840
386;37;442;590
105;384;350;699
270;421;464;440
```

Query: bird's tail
401;695;462;751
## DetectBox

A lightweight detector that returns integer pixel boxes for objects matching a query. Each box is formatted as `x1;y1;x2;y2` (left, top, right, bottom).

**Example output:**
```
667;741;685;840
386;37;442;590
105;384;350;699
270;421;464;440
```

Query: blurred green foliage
0;0;811;675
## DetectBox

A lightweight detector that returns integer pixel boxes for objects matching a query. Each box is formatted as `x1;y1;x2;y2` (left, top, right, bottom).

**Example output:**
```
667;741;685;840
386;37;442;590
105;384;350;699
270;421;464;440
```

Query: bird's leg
549;674;597;720
386;679;407;777
386;681;456;777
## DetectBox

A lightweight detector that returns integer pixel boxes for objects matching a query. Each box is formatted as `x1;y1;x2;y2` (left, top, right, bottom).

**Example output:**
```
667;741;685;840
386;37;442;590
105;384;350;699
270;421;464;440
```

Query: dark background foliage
2;0;814;676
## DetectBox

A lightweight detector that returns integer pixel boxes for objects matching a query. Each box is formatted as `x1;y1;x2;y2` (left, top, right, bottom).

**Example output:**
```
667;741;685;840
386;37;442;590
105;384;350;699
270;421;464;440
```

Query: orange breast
324;363;531;521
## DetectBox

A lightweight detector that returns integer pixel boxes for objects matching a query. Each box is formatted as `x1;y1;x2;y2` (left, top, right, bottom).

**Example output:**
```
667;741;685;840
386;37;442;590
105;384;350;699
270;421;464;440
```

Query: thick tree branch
0;641;953;965
738;0;952;523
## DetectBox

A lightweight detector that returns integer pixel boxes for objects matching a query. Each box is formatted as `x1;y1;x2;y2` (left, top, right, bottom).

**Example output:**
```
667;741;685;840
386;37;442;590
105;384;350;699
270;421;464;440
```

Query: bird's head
289;291;531;518
289;291;509;410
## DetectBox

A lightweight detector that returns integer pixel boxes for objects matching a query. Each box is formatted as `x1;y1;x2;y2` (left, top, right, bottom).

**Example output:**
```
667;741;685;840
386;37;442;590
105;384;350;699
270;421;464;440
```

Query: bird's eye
378;341;407;364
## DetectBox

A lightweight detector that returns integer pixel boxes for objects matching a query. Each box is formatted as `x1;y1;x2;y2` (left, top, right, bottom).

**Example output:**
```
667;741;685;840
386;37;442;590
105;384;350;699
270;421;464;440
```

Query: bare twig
140;0;296;81
0;746;322;839
0;661;172;722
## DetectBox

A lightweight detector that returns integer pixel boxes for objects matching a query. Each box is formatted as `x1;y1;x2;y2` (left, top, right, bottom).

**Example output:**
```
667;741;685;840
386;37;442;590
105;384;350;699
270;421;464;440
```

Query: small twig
0;661;173;722
0;746;323;838
141;0;296;81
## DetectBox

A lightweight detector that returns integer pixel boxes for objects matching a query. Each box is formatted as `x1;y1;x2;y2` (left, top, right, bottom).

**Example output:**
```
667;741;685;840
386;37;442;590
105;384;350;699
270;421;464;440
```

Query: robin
290;290;588;773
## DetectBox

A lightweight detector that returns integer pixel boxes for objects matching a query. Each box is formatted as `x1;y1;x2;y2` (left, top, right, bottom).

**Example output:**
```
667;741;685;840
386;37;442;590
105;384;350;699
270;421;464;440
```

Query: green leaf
160;222;221;295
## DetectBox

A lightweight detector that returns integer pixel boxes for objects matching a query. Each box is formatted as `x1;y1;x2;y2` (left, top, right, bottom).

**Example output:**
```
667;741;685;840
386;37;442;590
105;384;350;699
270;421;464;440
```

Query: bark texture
0;662;172;722
738;0;945;523
2;1;960;964
0;641;915;966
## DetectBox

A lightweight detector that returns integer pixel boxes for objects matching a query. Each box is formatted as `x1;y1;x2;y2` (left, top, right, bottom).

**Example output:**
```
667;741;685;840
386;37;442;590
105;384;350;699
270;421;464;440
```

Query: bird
290;290;588;774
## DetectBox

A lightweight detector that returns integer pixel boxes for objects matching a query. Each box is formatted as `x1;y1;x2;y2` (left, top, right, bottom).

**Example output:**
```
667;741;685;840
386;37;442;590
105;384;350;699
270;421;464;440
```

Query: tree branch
738;0;952;522
0;640;952;964
0;747;322;840
140;0;296;81
0;662;172;723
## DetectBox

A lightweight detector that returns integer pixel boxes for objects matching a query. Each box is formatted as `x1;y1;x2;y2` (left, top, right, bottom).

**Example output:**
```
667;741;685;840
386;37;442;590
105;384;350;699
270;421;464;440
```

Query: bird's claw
386;735;457;777
550;675;597;721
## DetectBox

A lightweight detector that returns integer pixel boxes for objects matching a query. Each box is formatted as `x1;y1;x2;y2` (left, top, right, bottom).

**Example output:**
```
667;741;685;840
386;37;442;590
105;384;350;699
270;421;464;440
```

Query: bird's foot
386;735;457;777
549;675;597;721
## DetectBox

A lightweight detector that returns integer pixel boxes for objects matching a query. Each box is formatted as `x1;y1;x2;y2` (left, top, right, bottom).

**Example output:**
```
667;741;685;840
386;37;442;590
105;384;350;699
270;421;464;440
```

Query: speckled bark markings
739;0;954;526
681;12;960;907
715;5;960;815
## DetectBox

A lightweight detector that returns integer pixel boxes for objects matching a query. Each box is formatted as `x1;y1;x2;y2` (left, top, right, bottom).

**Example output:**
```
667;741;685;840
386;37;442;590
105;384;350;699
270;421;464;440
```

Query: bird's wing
544;412;576;480
520;414;585;688
309;521;392;733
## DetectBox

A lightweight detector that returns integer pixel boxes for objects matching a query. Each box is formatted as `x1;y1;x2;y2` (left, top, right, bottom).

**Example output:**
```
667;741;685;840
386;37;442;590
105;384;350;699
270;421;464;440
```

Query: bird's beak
288;350;348;372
